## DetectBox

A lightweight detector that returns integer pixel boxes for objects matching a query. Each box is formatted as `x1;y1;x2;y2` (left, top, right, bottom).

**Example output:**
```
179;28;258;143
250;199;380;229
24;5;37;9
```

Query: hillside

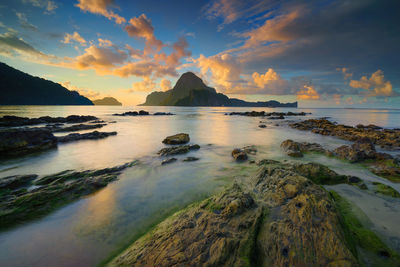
92;97;122;106
0;62;93;105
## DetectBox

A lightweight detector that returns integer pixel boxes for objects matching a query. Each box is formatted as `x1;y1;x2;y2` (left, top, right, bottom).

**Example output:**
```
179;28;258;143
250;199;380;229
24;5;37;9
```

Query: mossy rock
330;191;400;266
372;182;400;198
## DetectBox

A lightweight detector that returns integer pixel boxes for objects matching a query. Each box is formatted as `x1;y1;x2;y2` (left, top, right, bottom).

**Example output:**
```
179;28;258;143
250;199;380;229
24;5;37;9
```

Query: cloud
60;81;101;99
160;79;171;91
129;77;156;92
75;0;126;24
296;85;320;100
203;0;276;30
67;43;128;74
0;31;55;62
62;32;87;46
336;67;353;79
23;0;57;13
125;14;163;55
242;10;300;48
349;70;395;97
196;53;243;92
16;12;38;31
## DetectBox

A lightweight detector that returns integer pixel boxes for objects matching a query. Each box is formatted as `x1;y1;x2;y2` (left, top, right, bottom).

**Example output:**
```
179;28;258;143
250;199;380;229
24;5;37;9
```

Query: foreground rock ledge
110;161;399;266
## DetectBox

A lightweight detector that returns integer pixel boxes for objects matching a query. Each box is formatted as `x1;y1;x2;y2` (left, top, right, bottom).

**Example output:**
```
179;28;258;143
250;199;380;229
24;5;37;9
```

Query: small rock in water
162;133;190;145
259;124;267;128
183;157;199;162
232;148;248;161
162;158;177;165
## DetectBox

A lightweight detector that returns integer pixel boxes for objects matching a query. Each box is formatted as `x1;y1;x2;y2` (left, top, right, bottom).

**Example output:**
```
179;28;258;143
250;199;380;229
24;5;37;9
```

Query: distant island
140;72;297;107
92;97;122;106
0;62;93;105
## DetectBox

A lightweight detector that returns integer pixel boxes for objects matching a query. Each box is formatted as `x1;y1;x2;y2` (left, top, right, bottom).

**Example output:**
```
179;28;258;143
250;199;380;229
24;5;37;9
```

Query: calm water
0;106;399;266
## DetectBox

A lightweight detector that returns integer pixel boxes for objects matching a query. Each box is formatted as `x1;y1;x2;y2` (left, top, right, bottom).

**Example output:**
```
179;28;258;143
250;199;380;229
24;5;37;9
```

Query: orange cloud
345;96;354;105
252;68;280;87
243;11;299;48
296;85;320;100
125;14;163;55
62;32;86;46
196;53;242;92
129;77;156;92
349;70;394;97
160;79;171;91
75;0;126;24
60;81;101;99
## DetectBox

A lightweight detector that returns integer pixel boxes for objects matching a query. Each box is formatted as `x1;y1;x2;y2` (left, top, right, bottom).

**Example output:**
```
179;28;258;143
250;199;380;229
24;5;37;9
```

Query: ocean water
0;106;399;266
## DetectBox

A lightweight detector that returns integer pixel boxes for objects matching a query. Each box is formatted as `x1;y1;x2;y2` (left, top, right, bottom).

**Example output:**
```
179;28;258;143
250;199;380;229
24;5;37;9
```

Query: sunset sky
0;0;399;107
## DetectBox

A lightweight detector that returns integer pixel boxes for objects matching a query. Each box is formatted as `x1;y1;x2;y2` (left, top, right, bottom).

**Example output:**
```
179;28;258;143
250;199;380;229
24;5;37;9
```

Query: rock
113;111;138;116
153;112;174;116
0;174;38;190
0;128;57;157
111;162;359;267
162;133;190;145
231;148;248;161
268;115;284;120
51;123;106;132
158;144;200;156
57;131;117;143
183;157;199;162
280;139;303;157
227;111;309;117
161;158;177;165
290;118;400;149
372;182;400;198
242;145;257;155
333;139;378;162
0;115;98;127
138;110;149;115
259;124;267;128
0;161;137;229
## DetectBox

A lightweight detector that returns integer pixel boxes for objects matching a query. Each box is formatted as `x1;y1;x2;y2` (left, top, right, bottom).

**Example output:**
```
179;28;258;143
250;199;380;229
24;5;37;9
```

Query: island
140;72;297;107
92;97;122;106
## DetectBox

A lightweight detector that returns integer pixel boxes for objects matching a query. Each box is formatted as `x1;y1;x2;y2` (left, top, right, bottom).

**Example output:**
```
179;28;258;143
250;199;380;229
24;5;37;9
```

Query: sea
0;106;399;266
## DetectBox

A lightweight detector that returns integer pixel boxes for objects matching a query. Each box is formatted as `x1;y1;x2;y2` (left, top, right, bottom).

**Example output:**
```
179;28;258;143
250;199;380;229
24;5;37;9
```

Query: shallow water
0;106;399;266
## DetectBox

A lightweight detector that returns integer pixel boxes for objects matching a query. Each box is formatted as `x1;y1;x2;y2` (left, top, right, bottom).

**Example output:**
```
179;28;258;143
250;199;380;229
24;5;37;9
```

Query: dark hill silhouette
140;72;297;107
0;62;93;105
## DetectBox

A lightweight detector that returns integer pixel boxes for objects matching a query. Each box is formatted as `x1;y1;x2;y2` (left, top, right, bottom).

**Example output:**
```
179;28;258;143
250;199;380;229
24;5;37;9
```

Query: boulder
232;148;248;161
280;139;303;157
162;133;190;145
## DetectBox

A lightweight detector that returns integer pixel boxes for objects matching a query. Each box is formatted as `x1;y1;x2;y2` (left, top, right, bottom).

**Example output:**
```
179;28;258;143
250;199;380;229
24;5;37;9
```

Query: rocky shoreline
0;115;118;158
290;118;400;150
110;160;400;266
280;138;400;182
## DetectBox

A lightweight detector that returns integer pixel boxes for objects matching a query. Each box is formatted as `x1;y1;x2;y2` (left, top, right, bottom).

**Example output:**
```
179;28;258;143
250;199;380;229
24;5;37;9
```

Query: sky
0;0;399;107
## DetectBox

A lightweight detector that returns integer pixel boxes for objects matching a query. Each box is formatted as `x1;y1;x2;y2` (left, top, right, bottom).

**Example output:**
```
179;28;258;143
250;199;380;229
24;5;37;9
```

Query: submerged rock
0;161;138;229
162;133;190;145
227;111;309;117
158;144;200;156
57;131;117;143
183;157;199;162
259;124;267;128
0;128;57;157
51;123;106;132
161;158;177;165
153;112;175;116
372;182;400;198
0;115;97;127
